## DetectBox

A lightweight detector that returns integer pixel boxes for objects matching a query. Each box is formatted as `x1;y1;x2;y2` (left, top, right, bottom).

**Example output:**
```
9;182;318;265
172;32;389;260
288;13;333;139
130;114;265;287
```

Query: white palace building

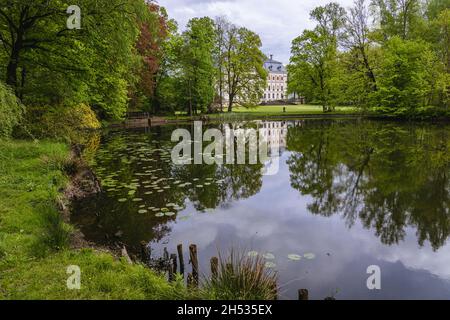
262;55;288;103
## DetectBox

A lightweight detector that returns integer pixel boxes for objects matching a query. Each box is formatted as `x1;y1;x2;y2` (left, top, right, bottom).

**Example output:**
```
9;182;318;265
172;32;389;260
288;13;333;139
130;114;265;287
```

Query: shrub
21;103;101;141
0;81;23;138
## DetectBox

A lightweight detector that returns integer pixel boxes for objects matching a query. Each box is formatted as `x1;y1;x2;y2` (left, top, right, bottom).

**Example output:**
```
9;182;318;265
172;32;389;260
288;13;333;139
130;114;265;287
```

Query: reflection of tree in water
287;120;450;250
74;124;264;252
171;122;263;211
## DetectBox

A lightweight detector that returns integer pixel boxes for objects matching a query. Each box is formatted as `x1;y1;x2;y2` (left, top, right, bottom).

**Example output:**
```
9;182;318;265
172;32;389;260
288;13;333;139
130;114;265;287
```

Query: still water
72;119;450;300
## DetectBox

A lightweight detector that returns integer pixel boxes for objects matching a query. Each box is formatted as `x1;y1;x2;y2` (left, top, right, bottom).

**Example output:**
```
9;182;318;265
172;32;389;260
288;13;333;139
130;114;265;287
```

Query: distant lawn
233;104;355;114
171;105;357;120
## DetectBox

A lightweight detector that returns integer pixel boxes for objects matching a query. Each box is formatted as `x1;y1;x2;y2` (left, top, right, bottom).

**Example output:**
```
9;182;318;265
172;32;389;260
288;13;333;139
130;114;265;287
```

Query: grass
233;104;355;115
202;250;277;300
0;139;194;299
168;104;358;121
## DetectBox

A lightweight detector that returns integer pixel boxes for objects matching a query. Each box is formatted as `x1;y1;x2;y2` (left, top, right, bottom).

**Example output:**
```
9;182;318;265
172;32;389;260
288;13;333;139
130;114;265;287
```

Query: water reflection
286;120;450;250
72;119;450;299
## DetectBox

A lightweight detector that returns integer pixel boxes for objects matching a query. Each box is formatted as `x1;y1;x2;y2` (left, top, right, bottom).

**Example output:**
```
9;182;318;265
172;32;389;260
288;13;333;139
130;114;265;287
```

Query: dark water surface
72;119;450;300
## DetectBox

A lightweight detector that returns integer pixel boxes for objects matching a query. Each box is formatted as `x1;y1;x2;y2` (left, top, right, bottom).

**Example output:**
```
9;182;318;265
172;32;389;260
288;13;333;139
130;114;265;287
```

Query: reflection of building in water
220;120;303;158
256;121;288;153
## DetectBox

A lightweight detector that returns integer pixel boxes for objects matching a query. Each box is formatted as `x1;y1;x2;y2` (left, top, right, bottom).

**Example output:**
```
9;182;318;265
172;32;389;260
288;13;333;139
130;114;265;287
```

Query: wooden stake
298;289;309;300
210;257;219;280
189;244;199;287
177;244;185;277
170;254;177;278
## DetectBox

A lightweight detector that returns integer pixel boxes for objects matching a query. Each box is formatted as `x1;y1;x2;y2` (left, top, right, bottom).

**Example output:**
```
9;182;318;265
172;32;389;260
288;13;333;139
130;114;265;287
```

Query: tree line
0;0;267;138
288;0;449;116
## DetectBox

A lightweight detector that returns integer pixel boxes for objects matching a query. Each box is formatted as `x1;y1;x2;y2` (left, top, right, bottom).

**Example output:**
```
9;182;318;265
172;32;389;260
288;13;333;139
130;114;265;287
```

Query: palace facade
262;55;288;103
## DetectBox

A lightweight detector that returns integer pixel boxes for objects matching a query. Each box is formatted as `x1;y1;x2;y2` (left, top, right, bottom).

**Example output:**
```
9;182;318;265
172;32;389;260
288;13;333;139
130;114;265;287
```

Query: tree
343;0;377;91
181;17;216;115
0;1;70;92
0;0;146;119
223;25;267;112
131;2;170;111
214;16;230;112
372;37;435;114
289;3;346;112
371;0;422;40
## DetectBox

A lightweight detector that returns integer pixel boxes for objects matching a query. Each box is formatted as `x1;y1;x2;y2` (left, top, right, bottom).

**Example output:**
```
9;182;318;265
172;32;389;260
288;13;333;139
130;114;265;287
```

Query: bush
21;103;101;141
0;81;23;138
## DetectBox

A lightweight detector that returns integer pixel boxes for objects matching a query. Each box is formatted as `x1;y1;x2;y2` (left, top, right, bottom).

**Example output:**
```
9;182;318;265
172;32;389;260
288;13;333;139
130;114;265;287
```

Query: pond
72;119;450;300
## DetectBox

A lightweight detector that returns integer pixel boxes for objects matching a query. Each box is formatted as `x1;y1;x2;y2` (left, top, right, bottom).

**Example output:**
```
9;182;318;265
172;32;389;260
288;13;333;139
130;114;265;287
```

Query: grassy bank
233;104;354;115
163;105;358;122
0;140;192;299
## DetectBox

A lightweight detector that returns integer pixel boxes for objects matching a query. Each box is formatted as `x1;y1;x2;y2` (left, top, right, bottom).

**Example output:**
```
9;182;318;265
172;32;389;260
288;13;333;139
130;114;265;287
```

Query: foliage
289;2;346;112
289;0;450;116
180;17;217;115
0;0;148;120
221;25;267;112
21;103;101;141
0;81;23;138
371;37;436;115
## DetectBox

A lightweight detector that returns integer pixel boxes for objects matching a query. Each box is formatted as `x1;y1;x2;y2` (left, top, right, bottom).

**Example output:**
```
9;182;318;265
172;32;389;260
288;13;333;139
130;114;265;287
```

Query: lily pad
165;212;175;217
118;198;127;203
263;253;275;260
247;251;259;257
155;213;164;217
303;253;315;260
288;254;302;261
265;261;276;269
138;209;148;214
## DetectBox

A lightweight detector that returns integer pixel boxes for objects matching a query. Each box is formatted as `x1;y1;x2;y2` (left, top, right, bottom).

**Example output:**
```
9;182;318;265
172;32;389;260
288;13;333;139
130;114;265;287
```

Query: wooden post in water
168;259;174;282
169;254;177;282
170;254;177;278
298;289;309;300
210;257;218;280
189;244;199;287
177;244;185;277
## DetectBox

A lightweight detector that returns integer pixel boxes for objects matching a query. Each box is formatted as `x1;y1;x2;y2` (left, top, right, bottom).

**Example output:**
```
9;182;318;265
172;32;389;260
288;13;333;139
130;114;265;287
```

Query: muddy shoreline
58;145;134;260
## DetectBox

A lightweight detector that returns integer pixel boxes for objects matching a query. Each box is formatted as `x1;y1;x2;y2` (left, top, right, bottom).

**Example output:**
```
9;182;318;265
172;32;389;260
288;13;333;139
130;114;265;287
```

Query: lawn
233;104;355;114
0;140;193;299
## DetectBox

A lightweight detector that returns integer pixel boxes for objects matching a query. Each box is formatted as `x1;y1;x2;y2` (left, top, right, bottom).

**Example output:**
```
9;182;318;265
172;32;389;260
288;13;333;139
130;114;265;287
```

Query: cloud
157;0;355;64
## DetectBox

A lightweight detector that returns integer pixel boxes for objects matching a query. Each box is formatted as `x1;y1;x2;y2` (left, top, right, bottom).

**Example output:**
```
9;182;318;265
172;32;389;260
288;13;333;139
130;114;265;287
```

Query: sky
157;0;355;64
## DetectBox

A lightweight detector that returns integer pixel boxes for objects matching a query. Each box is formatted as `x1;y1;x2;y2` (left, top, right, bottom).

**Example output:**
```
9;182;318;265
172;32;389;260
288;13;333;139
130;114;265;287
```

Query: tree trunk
188;79;193;116
228;94;234;112
6;54;19;90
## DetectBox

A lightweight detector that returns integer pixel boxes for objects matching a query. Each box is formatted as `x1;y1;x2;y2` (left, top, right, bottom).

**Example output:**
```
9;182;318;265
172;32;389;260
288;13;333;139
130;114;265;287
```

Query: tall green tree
0;0;146;119
222;25;267;112
180;17;216;115
289;2;346;112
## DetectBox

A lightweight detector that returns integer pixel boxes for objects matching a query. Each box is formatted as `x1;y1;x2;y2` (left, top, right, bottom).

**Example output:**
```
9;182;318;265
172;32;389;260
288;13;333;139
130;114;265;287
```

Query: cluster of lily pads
91;136;227;220
247;251;316;269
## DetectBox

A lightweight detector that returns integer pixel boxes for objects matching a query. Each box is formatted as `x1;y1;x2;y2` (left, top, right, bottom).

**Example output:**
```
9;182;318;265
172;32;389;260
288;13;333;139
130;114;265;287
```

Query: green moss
0;140;193;300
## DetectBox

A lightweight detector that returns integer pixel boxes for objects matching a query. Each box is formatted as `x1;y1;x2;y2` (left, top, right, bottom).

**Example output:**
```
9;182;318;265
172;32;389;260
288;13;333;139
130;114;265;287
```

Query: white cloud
157;0;355;64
